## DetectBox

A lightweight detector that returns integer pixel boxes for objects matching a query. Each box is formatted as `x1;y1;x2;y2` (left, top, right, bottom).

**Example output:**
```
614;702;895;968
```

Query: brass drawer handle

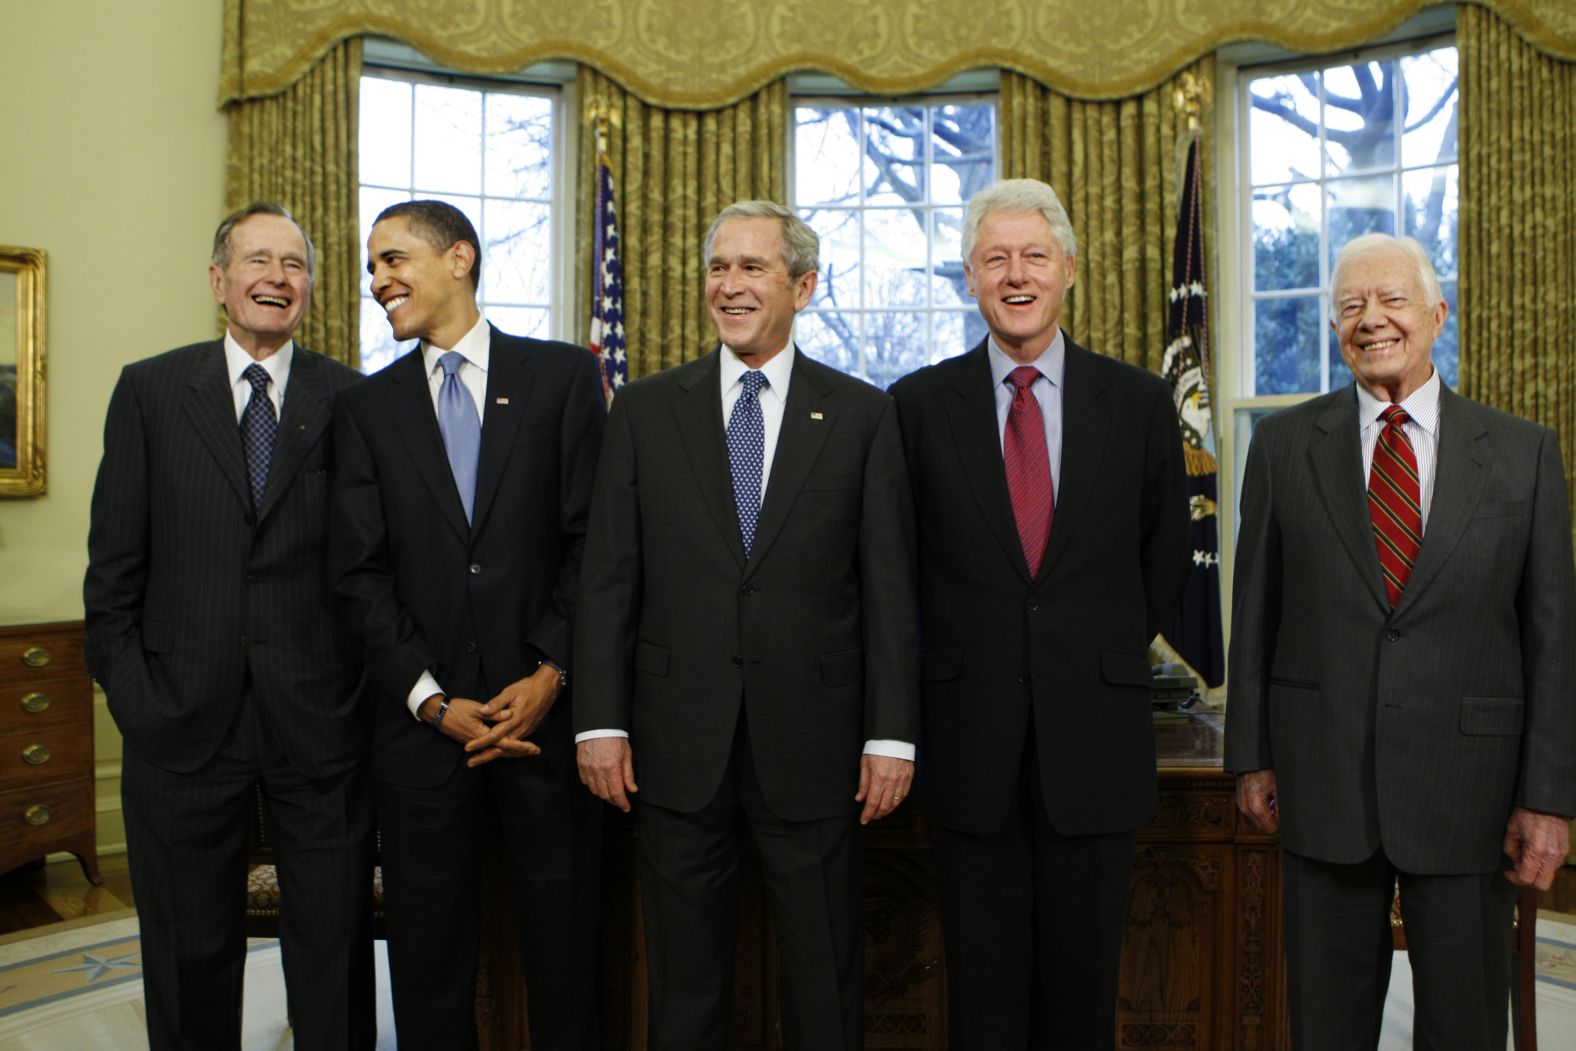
20;692;50;714
21;647;51;669
23;805;51;826
22;744;51;766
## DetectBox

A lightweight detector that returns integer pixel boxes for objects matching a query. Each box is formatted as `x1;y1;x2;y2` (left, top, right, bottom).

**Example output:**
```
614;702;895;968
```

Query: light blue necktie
727;370;767;557
437;351;481;522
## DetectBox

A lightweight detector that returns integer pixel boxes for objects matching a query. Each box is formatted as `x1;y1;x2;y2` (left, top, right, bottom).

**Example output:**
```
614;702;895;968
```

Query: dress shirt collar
421;315;492;377
1355;365;1441;438
720;341;794;400
224;331;293;396
986;328;1066;390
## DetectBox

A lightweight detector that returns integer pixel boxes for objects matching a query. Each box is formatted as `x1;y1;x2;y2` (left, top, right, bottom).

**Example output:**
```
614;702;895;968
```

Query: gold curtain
224;38;362;365
575;70;787;377
1459;7;1576;489
221;0;1576;108
1000;60;1214;373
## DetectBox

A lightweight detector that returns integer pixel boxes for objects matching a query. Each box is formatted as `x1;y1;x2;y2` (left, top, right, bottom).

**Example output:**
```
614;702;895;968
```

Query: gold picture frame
0;246;46;496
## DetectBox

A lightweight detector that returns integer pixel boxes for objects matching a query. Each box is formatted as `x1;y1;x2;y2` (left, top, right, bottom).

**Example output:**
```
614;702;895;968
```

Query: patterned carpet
0;912;1569;1048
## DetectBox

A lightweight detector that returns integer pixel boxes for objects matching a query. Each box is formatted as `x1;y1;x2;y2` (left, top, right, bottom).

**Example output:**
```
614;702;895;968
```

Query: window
1213;22;1458;636
790;96;998;387
357;65;568;373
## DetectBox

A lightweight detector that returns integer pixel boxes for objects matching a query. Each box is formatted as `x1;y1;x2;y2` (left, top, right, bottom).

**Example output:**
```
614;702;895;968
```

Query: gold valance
221;0;1576;107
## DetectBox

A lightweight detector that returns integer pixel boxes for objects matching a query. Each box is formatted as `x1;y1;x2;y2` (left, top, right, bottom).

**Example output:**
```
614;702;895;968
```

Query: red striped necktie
1369;404;1422;608
1004;366;1054;577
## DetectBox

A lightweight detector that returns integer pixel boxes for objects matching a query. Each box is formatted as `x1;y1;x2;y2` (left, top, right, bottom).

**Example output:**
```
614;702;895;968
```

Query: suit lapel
470;328;536;536
181;341;251;511
386;349;472;543
256;348;330;522
1039;340;1110;579
945;341;1032;580
1395;388;1490;613
1307;388;1389;609
749;351;835;569
672;351;747;567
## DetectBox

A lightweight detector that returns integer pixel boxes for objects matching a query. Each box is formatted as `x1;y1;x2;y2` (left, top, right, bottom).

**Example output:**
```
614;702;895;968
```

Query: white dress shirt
406;316;494;718
223;333;292;423
577;342;914;762
1356;367;1442;529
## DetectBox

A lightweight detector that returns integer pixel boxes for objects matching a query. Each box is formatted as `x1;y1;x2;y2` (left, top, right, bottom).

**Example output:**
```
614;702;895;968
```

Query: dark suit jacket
84;340;367;777
889;336;1191;837
1225;384;1576;872
330;326;606;788
573;348;920;822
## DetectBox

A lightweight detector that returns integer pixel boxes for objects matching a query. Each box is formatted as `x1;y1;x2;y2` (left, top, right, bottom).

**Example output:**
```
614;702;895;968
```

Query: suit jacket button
740;585;754;597
245;574;258;586
239;635;249;647
1026;597;1039;612
1018;673;1029;685
1385;628;1400;642
731;656;744;668
469;563;482;575
465;641;478;654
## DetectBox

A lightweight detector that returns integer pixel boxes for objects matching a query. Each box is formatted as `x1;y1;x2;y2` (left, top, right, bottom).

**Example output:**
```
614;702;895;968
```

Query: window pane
796;310;859;375
360;78;411;187
803;208;859;310
863;209;928;308
1324;60;1397;176
1401;47;1459;168
485;93;553;200
795;107;861;207
483;199;552;305
359;297;407;374
487;306;550;340
413;84;482;195
1402;167;1458;279
931;104;996;204
1434;279;1459;388
930;207;970;308
1248;73;1320;185
863;311;929;388
359;186;411;295
1254;295;1322;395
1252;184;1320;292
1327;176;1396;273
862;106;925;207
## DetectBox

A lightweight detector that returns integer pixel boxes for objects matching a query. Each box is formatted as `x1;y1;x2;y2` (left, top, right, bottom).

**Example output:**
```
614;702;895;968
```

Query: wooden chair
1390;884;1539;1051
243;784;385;940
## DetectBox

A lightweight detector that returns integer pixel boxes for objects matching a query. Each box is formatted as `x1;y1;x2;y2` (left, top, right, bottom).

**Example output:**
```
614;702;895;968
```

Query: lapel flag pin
495;397;510;405
810;411;824;420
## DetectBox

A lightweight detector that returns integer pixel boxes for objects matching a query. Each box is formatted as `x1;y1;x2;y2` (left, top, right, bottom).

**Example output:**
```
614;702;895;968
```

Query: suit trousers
930;730;1138;1050
635;709;864;1051
1281;847;1515;1051
121;697;374;1051
377;749;603;1051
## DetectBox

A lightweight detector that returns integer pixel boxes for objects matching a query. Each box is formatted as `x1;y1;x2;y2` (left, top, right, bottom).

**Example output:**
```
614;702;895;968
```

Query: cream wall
0;0;229;854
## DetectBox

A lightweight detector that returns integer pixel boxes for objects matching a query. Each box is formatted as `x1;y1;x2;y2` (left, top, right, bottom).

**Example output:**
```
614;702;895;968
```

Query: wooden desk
483;711;1288;1049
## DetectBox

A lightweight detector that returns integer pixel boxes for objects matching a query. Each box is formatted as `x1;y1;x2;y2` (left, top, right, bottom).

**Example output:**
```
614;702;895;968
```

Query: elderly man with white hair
1226;232;1576;1049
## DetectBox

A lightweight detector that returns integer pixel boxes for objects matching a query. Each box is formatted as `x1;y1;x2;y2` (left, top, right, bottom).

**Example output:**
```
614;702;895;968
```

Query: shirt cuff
407;671;442;721
575;728;629;744
863;739;915;761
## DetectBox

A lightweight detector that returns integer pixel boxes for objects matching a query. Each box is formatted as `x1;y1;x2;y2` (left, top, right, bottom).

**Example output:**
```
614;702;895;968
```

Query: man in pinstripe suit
1226;233;1575;1049
84;203;374;1050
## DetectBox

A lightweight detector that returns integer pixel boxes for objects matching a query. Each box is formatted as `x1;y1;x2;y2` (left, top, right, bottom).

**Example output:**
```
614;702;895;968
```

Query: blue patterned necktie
239;364;276;510
727;370;768;557
437;351;482;522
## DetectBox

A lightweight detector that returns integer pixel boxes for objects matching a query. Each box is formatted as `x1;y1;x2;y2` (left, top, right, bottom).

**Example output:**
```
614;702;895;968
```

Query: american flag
589;151;627;405
1160;136;1225;689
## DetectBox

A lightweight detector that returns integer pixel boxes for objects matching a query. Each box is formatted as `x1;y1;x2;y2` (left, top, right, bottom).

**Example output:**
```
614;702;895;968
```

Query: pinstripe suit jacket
1224;383;1576;872
84;340;368;777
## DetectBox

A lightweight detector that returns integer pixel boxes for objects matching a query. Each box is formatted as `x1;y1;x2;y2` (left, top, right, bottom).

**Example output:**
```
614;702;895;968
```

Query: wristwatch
539;659;569;692
426;696;451;728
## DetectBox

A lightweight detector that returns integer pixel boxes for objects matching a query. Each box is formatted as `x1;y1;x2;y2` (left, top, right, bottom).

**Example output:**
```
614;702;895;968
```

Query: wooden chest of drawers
0;621;101;883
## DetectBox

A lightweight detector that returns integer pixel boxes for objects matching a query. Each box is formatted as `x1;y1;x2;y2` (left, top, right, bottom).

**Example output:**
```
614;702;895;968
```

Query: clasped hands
419;663;563;767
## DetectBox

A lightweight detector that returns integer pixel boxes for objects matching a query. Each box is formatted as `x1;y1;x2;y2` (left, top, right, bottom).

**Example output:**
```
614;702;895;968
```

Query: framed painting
0;245;46;496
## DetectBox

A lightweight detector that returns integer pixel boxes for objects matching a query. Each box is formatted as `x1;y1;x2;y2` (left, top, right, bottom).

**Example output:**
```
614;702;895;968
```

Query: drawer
0;675;91;731
0;725;93;790
0;779;94;857
0;628;86;681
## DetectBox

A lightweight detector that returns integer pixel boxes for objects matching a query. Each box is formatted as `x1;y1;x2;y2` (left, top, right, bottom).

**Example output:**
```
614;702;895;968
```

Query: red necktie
1004;366;1054;576
1369;405;1422;608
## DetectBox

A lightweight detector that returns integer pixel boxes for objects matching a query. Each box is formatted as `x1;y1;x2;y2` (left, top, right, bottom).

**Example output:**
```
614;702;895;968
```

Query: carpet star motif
52;950;142;984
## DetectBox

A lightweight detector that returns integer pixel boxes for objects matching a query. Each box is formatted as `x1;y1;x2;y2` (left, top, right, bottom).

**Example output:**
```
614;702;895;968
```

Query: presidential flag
1160;137;1225;688
589;151;627;405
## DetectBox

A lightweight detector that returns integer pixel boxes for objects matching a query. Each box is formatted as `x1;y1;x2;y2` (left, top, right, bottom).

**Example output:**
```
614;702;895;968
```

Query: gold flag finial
1172;71;1211;133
